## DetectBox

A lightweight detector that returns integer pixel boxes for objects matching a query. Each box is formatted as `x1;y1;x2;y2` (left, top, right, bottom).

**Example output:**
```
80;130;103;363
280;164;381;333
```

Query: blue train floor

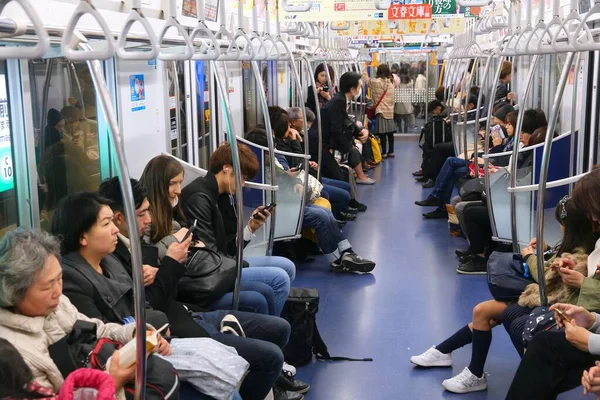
291;138;582;400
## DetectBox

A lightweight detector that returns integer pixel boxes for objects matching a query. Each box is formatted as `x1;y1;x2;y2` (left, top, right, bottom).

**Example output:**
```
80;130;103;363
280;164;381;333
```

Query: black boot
415;195;440;207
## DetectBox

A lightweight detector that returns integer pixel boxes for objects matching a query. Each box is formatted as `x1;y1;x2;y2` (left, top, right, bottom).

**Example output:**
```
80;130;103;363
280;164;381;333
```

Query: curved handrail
536;16;562;53
551;9;581;52
117;0;160;60
508;171;586;193
0;0;50;59
190;0;220;60
216;25;241;61
61;0;116;61
235;29;255;60
263;33;281;60
244;181;280;191
281;0;313;12
158;0;194;61
535;51;576;307
572;1;600;51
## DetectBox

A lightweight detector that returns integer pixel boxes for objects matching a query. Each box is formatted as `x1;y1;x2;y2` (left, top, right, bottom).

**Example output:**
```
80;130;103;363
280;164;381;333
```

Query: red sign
388;4;432;19
334;3;346;11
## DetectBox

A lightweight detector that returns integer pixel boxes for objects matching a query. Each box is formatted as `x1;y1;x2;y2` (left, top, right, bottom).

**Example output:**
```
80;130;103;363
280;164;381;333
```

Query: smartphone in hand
253;203;277;219
181;220;197;242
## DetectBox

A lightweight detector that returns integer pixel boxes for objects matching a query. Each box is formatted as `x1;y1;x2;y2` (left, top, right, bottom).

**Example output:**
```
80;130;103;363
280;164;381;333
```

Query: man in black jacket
99;177;308;400
313;71;375;184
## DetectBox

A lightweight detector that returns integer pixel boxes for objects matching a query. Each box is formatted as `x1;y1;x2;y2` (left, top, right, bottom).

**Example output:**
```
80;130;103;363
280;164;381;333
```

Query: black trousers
377;132;395;155
424;142;455;179
505;330;597;400
463;204;493;254
321;148;345;181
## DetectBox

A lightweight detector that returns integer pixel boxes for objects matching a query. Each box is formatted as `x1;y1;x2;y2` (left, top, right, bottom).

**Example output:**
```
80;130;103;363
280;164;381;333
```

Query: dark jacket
61;252;168;328
180;173;248;258
274;136;303;167
320;92;360;154
112;239;209;337
494;81;509;104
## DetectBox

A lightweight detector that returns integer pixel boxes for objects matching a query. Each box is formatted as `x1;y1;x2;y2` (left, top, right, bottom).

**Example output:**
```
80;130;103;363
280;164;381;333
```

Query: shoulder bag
366;89;388;120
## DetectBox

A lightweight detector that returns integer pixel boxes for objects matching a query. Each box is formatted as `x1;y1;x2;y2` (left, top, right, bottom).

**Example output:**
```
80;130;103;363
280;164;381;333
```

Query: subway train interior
2;0;600;399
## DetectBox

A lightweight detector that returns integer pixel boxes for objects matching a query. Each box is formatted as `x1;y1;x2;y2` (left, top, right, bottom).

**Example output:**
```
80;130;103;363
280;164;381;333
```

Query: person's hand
108;350;136;389
507;92;514;101
68;96;78;105
492;136;502;146
309;161;318;169
521;246;534;258
294;184;304;195
550;303;596;330
172;228;189;243
564;319;591;352
582;361;600;395
559;267;585;288
248;205;273;233
142;265;158;287
286;168;301;179
552;257;577;270
287;128;301;141
145;330;171;356
166;235;192;263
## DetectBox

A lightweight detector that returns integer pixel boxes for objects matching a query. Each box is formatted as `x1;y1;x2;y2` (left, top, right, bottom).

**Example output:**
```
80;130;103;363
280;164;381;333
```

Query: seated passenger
245;130;376;273
53;190;304;400
0;228;143;397
415;108;543;220
141;154;293;316
97;177;307;400
315;71;376;185
410;196;598;394
141;154;294;317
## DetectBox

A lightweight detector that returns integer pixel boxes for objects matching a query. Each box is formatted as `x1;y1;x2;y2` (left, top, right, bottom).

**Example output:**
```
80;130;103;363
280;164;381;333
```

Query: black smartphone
323;85;329;92
290;163;302;171
253;203;277;219
181;219;197;242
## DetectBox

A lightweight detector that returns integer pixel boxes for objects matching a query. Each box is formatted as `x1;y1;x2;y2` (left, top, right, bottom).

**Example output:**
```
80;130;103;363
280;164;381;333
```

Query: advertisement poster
279;0;389;22
130;74;146;112
0;77;13;193
432;0;458;15
181;0;220;21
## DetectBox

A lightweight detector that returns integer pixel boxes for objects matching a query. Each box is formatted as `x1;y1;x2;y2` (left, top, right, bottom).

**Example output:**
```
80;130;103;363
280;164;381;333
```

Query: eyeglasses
558;195;570;220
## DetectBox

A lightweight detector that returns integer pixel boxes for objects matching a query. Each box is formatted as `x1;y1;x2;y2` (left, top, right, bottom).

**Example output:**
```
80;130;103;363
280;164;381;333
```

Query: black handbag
177;247;238;307
487;252;536;301
459;177;485;201
522;306;562;347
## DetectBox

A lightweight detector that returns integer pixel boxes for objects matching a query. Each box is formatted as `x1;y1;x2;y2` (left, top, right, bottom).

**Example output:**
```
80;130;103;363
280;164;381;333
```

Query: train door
28;57;106;231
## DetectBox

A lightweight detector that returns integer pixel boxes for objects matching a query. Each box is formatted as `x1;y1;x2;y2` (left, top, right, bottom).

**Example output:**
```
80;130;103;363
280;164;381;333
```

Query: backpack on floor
280;287;373;366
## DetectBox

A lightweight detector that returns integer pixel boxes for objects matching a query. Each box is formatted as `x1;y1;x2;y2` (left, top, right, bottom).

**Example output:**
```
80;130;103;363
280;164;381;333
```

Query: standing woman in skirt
363;64;398;158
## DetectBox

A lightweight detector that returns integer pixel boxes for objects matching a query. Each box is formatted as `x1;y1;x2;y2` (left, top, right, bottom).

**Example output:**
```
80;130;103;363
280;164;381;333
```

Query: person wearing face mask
316;71;375;185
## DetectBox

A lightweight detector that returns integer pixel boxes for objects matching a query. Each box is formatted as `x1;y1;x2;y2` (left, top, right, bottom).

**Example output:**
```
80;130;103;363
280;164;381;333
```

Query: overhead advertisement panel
279;0;389;22
332;16;465;37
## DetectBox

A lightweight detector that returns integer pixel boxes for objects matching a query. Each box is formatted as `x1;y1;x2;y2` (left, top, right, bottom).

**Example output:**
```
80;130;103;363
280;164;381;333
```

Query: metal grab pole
472;54;494;178
82;44;147;400
509;54;540;252
483;56;506;239
568;53;582;192
302;54;323;180
210;59;245;310
535;52;575;307
250;61;278;254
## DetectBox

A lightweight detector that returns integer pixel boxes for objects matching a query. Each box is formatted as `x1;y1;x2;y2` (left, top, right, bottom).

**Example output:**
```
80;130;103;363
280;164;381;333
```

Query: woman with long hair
141;155;294;317
363;64;398;158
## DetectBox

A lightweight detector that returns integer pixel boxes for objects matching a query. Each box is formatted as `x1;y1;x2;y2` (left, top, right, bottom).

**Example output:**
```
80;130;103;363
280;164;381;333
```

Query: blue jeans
321;183;351;216
431;156;467;204
209;280;273;315
244;256;294;316
322;177;352;195
303;203;352;262
193;310;290;400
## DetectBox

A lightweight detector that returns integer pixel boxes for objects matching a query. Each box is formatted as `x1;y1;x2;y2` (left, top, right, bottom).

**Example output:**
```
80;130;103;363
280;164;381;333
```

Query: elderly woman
0;228;140;398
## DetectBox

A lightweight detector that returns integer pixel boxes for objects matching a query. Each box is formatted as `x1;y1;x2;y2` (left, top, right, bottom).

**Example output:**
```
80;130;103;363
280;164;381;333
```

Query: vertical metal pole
509;54;540;252
211;59;245;310
535;51;575;307
588;51;599;171
172;62;183;159
568;53;581;193
303;54;323;180
473;54;494;178
82;45;147;400
39;59;54;154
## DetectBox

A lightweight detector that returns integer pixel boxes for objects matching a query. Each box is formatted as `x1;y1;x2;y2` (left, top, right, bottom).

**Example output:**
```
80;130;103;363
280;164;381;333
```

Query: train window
28;59;102;231
0;62;18;238
166;61;188;162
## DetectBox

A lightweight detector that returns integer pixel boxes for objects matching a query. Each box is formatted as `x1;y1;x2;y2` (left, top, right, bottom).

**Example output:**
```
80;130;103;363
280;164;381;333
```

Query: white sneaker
410;346;453;367
442;367;488;394
282;362;296;377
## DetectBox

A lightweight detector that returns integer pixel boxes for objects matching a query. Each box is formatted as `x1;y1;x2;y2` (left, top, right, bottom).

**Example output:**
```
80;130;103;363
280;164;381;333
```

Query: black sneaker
349;199;368;212
423;207;447;219
339;252;376;273
457;256;488;275
422;179;435;188
273;385;304;400
415;176;428;183
415;195;440;207
276;370;310;394
336;219;346;229
337;211;357;221
458;254;474;264
455;248;470;257
412;169;424;177
344;207;359;214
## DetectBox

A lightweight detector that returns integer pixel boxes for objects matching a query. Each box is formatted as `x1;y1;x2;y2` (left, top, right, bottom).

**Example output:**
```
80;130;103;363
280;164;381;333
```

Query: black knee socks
468;329;492;378
436;325;472;354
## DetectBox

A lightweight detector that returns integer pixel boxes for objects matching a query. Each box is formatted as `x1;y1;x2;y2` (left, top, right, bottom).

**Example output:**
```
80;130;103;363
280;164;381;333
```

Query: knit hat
493;104;515;122
47;108;64;127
